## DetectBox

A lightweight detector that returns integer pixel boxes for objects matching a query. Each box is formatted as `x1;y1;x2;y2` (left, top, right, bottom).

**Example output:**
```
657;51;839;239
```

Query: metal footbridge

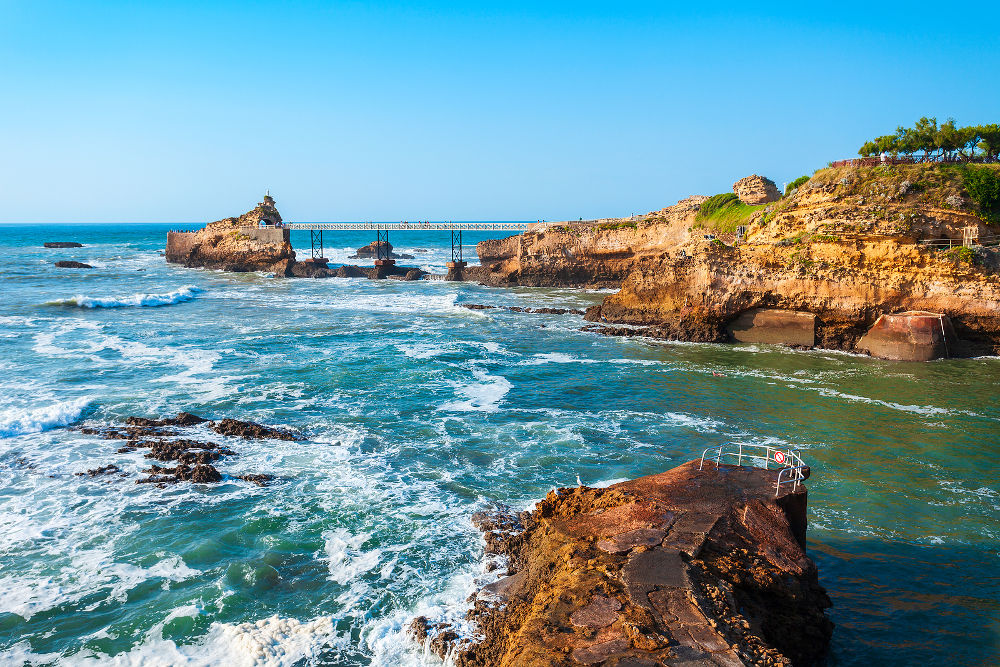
272;222;530;263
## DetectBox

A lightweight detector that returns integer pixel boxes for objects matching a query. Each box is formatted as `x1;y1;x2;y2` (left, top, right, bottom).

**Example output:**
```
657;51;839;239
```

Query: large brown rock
856;311;956;361
413;460;832;667
165;197;295;272
732;174;781;204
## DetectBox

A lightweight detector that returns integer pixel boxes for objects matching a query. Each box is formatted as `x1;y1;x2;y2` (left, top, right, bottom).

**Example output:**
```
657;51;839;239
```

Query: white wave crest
47;609;337;667
439;368;512;413
323;528;383;585
50;285;203;308
0;397;90;438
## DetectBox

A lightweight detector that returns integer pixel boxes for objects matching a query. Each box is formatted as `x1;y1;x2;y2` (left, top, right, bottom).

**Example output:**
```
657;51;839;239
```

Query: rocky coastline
471;164;1000;361
76;412;297;487
412;459;831;666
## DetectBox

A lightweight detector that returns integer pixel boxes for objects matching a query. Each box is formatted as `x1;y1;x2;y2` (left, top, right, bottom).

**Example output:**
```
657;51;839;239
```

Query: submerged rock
75;464;122;477
55;261;93;268
461;304;586;315
44;241;84;248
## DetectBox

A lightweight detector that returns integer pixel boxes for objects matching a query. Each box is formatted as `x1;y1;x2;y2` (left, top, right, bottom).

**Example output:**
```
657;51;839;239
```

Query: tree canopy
858;118;1000;161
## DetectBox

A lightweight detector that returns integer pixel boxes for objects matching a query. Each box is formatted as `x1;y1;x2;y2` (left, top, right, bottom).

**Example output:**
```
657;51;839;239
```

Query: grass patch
597;221;638;231
695;193;765;234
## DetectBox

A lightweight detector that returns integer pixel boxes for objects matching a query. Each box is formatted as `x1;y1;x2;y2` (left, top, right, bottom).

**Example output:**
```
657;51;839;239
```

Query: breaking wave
0;397;90;438
48;285;202;308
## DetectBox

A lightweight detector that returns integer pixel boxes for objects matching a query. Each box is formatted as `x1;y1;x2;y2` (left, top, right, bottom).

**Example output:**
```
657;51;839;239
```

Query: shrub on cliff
785;175;809;195
963;166;1000;223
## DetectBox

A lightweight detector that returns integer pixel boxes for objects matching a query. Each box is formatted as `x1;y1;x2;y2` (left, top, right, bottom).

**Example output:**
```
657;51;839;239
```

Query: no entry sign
774;450;786;465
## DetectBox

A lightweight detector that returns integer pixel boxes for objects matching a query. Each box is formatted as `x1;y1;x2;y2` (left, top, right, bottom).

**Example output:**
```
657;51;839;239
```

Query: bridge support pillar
310;229;324;260
445;260;467;281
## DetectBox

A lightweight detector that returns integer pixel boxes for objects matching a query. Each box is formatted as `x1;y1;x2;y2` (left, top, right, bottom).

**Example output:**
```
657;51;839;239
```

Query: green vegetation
695;193;764;234
946;246;977;265
597;220;638;231
785;175;809;195
963;166;1000;223
859;117;1000;161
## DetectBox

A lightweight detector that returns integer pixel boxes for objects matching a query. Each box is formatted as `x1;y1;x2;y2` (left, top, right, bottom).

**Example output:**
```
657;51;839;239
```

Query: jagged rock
403;268;425;281
75;464;122;477
44;242;83;248
55;261;93;268
235;473;275;487
291;261;337;278
416;460;832;667
210;418;300;441
732;174;781;205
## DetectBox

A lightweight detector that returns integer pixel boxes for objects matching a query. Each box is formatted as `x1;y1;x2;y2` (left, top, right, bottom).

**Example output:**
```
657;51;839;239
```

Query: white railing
275;222;530;231
699;442;809;497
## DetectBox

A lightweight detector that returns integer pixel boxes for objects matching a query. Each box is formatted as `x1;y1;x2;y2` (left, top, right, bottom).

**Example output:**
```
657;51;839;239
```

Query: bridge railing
277;222;530;231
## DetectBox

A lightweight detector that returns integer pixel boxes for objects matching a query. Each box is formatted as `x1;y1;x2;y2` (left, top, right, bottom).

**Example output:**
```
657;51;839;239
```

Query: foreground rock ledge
412;460;832;666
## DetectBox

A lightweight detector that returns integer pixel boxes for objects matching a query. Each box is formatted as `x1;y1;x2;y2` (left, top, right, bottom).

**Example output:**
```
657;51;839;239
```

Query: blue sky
1;1;998;223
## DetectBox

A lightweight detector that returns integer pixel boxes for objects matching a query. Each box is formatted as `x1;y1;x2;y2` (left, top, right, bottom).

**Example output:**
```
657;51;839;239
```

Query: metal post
376;230;389;260
310;229;324;259
451;229;463;263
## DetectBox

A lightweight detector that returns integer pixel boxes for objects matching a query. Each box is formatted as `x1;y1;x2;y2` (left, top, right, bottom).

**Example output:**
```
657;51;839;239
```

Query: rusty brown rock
570;595;622;629
415;460;832;667
732;174;781;205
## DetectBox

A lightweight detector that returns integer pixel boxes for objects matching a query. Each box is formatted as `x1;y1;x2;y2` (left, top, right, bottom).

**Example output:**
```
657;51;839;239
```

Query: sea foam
49;285;202;308
0;397;90;438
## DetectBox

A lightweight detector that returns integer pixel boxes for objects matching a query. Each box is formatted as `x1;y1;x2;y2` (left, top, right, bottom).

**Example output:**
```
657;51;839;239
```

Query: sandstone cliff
475;164;1000;357
412;460;831;666
166;198;296;274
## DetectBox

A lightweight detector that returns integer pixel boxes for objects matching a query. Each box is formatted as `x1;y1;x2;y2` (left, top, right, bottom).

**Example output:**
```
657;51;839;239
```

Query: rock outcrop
474;165;1000;358
166;196;296;274
350;241;415;260
733;175;781;205
44;241;83;248
55;261;93;269
412;459;831;666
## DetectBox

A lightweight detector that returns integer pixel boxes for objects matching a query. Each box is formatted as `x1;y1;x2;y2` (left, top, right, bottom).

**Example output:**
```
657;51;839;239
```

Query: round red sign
774;451;786;465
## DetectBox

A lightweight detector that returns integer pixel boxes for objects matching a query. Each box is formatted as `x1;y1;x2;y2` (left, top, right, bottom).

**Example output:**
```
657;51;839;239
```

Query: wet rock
235;473;275;487
461;304;585;315
334;264;367;278
75;464;122;477
403;268;425;281
55;261;93;268
125;412;208;427
210;418;300;441
44;241;84;248
290;261;338;278
138;463;222;484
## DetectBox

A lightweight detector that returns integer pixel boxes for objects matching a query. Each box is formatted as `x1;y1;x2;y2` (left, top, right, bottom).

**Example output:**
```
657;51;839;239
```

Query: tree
935;118;963;159
978;124;1000;161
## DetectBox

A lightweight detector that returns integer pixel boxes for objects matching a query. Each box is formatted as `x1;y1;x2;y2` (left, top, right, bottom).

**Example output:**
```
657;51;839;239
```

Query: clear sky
2;1;998;223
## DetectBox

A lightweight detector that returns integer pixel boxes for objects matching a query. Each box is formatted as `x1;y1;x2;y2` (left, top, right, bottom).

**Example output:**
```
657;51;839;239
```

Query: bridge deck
277;222;529;231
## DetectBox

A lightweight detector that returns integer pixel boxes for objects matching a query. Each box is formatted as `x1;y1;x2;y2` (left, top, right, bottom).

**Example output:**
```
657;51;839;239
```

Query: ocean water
1;223;998;666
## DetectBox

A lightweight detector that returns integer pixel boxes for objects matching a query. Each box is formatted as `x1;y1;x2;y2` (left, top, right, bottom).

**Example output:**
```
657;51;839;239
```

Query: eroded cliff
475;164;1000;357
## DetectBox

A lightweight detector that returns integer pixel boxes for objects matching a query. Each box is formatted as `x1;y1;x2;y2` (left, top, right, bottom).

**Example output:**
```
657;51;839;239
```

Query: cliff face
166;201;296;275
413;460;831;667
476;165;1000;356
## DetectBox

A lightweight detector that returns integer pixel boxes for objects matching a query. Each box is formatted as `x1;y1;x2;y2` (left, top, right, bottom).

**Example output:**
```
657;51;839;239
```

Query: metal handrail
699;442;807;497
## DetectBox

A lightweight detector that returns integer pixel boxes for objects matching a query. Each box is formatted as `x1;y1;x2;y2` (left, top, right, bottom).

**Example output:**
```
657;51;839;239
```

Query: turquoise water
1;223;998;666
